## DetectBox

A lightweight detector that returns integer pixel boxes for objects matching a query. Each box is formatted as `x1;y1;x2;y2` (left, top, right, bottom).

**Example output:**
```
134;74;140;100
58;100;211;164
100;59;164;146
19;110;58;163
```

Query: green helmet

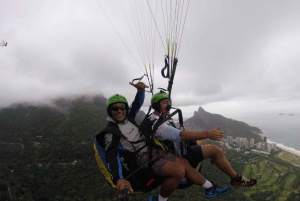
151;92;168;105
106;94;129;120
151;92;168;112
106;94;128;107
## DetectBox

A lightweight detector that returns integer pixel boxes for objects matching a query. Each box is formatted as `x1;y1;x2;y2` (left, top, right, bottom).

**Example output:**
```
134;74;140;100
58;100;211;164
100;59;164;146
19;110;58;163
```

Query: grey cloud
1;0;300;116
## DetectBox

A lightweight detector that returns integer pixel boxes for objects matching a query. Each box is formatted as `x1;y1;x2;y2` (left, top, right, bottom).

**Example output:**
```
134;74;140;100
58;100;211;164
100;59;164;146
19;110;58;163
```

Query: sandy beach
276;144;300;157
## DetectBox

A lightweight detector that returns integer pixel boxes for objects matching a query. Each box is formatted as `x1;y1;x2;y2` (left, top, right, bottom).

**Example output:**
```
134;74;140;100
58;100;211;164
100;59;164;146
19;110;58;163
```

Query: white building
256;142;262;150
267;143;272;152
261;142;266;151
227;136;233;145
242;138;249;149
250;138;255;148
236;137;241;147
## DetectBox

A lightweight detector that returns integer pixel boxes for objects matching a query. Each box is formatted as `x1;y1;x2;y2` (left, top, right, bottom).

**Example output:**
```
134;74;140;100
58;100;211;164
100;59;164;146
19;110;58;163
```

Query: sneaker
231;176;257;187
205;182;231;199
148;195;167;201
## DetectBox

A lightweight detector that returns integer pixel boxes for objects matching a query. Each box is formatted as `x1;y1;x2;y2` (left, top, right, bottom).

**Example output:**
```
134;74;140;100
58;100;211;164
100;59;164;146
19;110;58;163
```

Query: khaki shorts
138;148;176;176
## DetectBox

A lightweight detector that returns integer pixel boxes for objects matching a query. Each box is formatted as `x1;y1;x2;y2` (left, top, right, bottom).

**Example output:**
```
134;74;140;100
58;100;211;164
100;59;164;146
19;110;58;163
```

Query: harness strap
105;121;149;156
161;56;170;78
134;144;148;154
159;107;184;129
102;123;128;139
146;105;171;166
167;58;178;100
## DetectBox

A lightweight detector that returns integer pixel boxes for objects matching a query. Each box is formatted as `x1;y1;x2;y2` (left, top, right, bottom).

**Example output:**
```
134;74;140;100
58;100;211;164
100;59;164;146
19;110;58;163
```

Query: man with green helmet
151;92;169;113
149;91;257;195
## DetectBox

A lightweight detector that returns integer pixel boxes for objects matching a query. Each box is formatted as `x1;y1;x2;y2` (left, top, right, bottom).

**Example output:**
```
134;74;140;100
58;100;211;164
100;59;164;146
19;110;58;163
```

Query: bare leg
201;145;237;178
174;156;207;186
197;139;206;145
159;161;185;197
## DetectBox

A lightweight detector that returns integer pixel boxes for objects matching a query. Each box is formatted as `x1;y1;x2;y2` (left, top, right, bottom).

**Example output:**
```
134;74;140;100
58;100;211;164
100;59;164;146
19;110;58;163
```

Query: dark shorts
138;148;176;176
183;145;204;168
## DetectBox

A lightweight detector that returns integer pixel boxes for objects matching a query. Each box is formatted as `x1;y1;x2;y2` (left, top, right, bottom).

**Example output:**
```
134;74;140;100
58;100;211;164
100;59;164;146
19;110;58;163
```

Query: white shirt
149;114;186;156
104;117;147;154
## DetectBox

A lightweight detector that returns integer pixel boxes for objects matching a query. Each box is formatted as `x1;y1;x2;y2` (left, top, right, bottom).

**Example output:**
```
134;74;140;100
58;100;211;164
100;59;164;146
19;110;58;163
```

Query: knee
175;165;185;181
161;161;185;181
176;157;190;169
180;157;189;166
212;145;224;157
172;164;185;181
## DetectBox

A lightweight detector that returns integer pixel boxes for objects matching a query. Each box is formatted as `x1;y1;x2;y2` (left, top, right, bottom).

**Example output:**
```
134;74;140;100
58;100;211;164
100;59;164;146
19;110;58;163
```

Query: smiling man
110;102;127;122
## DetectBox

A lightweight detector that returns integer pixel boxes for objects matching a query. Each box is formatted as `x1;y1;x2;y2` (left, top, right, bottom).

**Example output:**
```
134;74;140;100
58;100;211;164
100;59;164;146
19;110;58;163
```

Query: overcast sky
1;0;300;119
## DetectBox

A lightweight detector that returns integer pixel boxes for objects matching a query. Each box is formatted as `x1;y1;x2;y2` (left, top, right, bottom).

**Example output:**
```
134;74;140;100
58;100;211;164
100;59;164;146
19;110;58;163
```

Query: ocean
159;106;300;154
233;112;300;152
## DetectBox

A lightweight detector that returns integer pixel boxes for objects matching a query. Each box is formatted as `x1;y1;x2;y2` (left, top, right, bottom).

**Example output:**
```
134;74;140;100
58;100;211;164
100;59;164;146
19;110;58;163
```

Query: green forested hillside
0;95;109;200
0;96;299;201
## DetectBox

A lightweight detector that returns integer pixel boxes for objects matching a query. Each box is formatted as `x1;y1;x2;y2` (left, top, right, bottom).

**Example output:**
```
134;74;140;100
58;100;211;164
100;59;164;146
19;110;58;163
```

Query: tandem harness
140;104;189;157
139;104;203;188
94;107;202;200
94;120;164;195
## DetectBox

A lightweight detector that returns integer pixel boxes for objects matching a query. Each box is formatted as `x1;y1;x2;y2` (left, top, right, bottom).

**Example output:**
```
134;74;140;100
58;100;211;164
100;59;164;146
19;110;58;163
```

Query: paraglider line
95;0;143;72
146;0;167;54
177;0;190;57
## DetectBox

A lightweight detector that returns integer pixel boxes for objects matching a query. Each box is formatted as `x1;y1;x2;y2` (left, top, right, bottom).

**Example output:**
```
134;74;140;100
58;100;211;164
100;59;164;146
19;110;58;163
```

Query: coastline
276;144;300;157
265;134;300;157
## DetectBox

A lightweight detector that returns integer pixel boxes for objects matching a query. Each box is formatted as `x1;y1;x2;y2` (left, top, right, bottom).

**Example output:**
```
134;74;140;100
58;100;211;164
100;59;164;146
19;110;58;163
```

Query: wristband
206;131;209;138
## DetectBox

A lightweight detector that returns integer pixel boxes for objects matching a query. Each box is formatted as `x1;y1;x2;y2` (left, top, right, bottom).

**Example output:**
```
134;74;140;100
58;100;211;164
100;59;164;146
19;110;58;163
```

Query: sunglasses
111;106;126;111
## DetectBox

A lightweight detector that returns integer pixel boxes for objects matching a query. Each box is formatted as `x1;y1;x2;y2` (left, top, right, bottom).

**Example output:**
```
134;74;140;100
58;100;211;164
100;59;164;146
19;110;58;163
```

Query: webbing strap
134;144;148;154
161;56;178;100
167;58;178;100
161;56;170;78
159;106;184;129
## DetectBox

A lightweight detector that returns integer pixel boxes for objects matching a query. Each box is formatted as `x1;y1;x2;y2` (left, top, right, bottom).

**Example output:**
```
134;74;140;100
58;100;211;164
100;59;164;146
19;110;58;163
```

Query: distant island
279;113;294;116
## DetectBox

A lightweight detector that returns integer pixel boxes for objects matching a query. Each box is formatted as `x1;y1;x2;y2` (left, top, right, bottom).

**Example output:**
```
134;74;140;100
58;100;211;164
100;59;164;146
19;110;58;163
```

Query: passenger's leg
201;145;257;187
174;155;231;199
201;144;237;178
197;139;206;145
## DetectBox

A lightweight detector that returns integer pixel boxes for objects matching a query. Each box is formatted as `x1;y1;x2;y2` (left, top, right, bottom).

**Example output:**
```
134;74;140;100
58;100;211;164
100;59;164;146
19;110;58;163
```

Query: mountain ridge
0;95;263;145
183;106;263;143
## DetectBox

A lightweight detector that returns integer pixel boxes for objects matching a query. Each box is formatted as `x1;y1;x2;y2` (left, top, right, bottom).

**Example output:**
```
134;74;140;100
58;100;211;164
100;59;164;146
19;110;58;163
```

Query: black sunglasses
111;106;126;111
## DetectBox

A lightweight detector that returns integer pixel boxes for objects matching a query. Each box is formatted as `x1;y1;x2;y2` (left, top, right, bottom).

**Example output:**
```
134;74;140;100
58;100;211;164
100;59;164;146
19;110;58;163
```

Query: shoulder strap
102;122;126;139
96;122;126;147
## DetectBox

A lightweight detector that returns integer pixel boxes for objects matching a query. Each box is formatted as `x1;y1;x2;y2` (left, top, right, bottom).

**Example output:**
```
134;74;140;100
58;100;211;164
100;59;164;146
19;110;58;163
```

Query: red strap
146;178;155;186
